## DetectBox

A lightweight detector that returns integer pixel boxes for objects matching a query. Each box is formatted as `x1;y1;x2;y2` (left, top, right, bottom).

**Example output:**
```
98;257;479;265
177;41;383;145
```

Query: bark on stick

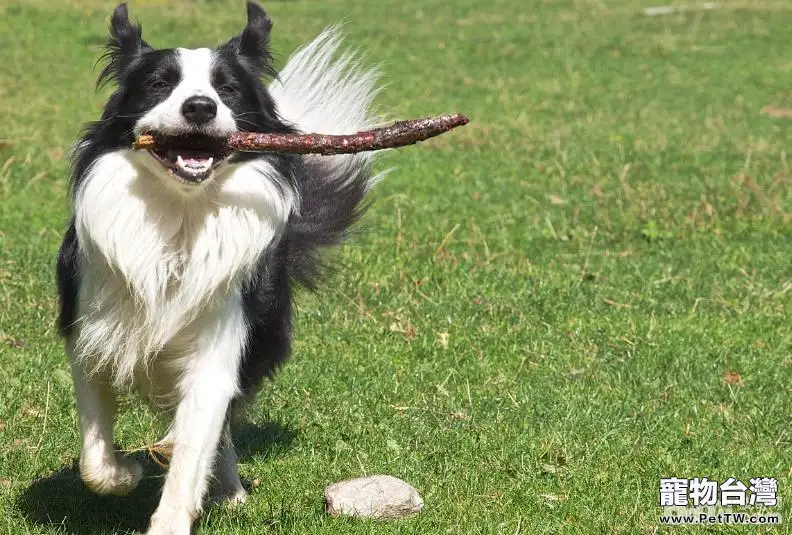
132;113;469;155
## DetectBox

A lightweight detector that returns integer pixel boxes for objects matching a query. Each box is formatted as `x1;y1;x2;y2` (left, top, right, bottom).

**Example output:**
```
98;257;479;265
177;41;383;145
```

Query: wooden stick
132;113;469;155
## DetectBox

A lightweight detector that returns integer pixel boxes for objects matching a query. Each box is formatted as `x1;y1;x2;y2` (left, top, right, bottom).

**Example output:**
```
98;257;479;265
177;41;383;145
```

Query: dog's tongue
168;148;214;177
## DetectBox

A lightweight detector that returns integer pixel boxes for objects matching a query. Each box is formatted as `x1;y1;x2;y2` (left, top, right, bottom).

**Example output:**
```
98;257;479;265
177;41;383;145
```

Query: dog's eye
149;80;170;90
217;85;236;95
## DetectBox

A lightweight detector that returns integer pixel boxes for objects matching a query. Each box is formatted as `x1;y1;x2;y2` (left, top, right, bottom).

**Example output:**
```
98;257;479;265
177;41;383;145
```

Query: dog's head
95;2;291;186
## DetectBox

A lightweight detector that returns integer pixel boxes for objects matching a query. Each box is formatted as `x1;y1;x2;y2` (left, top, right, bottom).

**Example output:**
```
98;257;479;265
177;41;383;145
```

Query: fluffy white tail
270;28;385;290
269;27;381;135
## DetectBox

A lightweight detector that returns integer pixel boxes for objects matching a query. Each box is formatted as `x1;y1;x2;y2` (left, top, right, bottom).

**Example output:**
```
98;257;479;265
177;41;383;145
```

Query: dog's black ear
220;2;275;77
240;2;273;56
109;4;151;55
97;3;153;88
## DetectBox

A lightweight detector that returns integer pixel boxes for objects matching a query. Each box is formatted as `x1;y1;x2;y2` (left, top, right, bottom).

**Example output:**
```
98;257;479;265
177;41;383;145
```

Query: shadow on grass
234;420;296;462
16;452;163;535
16;421;296;534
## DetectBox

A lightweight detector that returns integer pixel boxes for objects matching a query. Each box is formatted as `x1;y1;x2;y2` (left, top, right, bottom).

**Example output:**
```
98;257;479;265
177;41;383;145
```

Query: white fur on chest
72;150;294;389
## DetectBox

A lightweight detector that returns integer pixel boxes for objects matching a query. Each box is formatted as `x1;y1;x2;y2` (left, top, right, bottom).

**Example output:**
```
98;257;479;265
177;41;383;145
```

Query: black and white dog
56;3;381;533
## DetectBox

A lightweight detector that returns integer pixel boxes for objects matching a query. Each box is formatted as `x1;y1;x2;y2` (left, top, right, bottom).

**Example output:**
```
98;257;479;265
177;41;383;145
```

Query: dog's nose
181;96;217;125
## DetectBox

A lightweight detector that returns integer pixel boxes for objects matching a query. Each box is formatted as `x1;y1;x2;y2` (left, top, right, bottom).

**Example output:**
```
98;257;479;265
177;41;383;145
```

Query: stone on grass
324;475;423;519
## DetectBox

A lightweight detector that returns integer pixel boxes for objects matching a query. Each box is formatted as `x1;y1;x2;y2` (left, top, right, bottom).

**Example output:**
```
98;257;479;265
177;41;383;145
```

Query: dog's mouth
147;133;232;183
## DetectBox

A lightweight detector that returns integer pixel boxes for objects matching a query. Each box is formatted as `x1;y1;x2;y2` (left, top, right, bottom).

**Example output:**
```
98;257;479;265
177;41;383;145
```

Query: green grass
1;0;791;533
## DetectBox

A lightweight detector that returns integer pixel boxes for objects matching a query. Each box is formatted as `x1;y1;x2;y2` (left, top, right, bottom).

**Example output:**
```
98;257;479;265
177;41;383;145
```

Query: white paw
147;507;193;535
80;453;143;496
223;487;248;505
211;483;248;505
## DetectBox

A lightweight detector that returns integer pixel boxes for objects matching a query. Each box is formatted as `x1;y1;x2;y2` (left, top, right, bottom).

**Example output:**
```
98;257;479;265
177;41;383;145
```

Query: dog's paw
147;507;193;535
211;486;248;505
226;488;248;504
80;453;143;496
210;459;248;505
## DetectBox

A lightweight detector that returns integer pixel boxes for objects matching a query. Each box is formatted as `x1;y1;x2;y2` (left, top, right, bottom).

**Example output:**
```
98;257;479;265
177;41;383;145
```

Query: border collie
56;3;382;533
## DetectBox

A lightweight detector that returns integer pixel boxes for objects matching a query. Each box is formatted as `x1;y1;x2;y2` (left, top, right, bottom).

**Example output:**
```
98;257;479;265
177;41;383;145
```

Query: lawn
0;0;790;533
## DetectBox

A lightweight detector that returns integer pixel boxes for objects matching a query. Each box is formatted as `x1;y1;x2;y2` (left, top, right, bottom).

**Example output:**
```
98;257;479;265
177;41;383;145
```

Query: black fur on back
284;157;372;291
56;220;80;337
236;155;373;394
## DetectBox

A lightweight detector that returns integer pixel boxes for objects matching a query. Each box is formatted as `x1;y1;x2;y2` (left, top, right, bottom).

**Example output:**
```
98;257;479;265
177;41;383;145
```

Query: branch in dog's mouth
146;133;232;182
133;113;470;157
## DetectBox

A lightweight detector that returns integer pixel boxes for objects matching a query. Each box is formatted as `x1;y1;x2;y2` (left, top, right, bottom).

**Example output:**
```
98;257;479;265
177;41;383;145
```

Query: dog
56;3;382;533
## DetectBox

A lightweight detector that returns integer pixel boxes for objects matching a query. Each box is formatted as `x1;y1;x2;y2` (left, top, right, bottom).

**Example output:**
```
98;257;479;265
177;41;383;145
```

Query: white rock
324;475;423;519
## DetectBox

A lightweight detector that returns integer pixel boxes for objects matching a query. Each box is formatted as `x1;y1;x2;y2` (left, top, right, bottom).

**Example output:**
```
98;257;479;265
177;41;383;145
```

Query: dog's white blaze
73;149;294;389
134;48;237;137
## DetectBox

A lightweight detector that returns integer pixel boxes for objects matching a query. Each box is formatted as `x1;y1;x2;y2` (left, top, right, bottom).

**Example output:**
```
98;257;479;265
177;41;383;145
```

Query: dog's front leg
147;298;245;535
69;342;143;496
212;421;247;504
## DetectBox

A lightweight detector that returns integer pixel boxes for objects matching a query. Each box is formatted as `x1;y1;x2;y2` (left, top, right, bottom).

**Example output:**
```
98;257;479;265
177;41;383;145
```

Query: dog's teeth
171;152;214;179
